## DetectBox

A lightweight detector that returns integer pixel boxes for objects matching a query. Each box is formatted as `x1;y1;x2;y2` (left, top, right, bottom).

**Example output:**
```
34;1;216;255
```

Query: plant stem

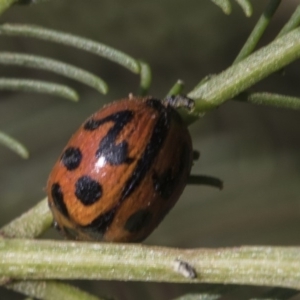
277;5;300;38
0;131;29;159
172;284;236;300
0;198;52;238
1;239;300;289
138;61;152;96
234;0;281;64
0;52;108;94
235;92;300;110
0;78;79;101
6;280;103;300
249;287;299;300
210;0;231;15
0;24;140;73
234;0;253;17
188;27;300;113
166;80;185;97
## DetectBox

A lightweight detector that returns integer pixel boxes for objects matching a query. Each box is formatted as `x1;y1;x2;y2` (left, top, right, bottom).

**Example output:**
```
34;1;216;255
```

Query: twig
6;280;103;300
0;78;79;101
235;92;300;110
277;5;300;38
138;61;152;96
0;24;140;73
1;239;300;289
0;198;52;238
234;0;281;64
188;27;300;114
0;130;29;159
0;52;108;94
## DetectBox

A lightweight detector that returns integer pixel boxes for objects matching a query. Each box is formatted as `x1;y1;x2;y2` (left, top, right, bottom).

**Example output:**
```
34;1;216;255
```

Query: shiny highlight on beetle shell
47;96;193;242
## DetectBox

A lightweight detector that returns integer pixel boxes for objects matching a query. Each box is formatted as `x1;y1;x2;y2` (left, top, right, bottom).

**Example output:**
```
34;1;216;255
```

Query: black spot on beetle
61;147;82;171
95;111;134;165
124;209;153;233
83;207;117;237
97;139;133;165
84;119;101;131
51;183;69;217
84;110;134;165
75;176;102;206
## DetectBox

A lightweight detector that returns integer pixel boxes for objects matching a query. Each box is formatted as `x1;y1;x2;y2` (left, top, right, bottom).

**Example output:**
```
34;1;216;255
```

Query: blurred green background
0;0;300;299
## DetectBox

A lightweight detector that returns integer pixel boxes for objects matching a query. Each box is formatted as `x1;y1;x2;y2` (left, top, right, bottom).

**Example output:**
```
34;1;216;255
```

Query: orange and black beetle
47;95;193;242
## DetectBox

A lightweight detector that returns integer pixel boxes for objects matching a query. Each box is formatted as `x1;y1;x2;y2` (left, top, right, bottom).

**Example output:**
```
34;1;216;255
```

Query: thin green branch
166;80;185;97
0;0;16;15
6;281;103;300
0;24;140;73
234;0;253;17
234;0;281;64
173;285;237;300
235;92;300;110
0;130;29;159
138;60;152;96
277;5;300;38
1;239;300;289
0;198;52;238
249;287;299;300
210;0;232;15
210;0;253;16
178;289;300;300
0;52;108;94
188;28;300;114
0;78;79;101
